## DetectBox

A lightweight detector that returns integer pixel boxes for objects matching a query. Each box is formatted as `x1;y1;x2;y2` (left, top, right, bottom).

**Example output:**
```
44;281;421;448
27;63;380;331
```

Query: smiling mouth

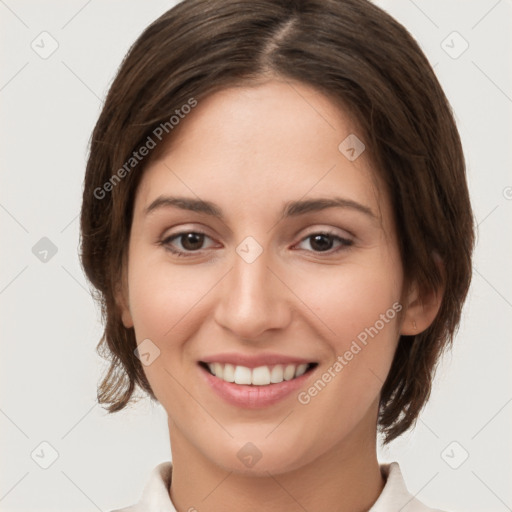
198;361;318;386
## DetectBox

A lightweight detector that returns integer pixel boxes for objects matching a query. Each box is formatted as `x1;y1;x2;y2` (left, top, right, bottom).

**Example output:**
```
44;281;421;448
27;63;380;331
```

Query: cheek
293;258;402;344
289;266;402;434
289;255;403;399
126;257;212;403
127;255;210;340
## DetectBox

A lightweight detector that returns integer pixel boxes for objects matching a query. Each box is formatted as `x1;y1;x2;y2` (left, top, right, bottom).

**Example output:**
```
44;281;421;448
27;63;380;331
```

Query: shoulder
371;462;451;512
108;461;174;512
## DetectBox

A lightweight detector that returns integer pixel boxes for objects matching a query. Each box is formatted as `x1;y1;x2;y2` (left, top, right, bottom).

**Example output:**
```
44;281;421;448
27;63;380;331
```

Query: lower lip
198;363;316;409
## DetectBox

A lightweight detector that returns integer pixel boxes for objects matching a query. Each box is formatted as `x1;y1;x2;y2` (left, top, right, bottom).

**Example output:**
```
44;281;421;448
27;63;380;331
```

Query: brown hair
80;0;475;444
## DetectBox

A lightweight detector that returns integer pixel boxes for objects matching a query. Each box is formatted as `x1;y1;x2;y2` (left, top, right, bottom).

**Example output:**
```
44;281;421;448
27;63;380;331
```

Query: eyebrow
144;195;377;221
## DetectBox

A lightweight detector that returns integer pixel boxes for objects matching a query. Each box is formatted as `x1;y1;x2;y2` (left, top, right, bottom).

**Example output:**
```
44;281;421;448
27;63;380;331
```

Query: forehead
135;79;386;225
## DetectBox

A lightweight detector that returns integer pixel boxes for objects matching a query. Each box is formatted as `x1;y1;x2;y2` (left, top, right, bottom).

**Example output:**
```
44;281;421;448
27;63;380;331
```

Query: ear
115;267;134;329
400;253;445;336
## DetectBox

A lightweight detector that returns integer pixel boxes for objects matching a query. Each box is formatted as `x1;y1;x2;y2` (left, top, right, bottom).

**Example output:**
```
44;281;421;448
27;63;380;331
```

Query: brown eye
161;231;215;257
178;232;205;251
309;234;334;252
296;232;353;254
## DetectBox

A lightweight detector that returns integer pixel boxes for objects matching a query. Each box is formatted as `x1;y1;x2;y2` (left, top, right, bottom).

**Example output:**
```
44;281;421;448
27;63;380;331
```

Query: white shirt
111;461;447;512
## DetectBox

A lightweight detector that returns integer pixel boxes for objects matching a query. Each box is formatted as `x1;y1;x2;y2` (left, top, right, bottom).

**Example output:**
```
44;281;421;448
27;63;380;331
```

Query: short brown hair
80;0;475;444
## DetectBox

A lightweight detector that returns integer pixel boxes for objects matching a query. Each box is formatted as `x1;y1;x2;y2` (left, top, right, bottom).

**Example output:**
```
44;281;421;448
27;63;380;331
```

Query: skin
117;78;442;512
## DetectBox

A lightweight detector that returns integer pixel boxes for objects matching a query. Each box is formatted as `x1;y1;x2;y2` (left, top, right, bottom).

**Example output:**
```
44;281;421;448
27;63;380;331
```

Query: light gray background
1;1;511;511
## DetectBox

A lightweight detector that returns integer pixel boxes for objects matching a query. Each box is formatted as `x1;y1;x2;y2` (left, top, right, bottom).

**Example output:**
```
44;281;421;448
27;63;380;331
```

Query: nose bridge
213;239;290;338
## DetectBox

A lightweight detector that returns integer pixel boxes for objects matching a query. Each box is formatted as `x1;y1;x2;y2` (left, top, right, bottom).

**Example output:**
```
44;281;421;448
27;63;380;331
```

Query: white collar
112;461;446;512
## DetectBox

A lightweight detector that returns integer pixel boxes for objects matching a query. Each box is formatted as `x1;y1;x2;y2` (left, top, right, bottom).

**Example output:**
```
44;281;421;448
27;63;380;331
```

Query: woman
80;0;475;510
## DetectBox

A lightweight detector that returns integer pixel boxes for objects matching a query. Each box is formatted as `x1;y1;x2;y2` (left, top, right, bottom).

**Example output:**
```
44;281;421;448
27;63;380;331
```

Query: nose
213;246;292;341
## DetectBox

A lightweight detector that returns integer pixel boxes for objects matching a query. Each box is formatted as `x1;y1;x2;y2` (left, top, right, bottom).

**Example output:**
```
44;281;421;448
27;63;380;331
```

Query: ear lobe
400;254;445;336
114;278;134;329
120;304;134;329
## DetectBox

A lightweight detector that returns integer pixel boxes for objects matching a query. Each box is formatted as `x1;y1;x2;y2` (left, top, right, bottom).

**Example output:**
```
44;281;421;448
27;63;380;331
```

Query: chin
204;435;318;477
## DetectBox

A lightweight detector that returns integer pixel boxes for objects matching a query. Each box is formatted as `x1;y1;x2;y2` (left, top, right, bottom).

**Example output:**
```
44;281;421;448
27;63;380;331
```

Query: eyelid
160;230;218;254
292;228;354;253
160;225;353;244
299;225;354;240
160;225;354;258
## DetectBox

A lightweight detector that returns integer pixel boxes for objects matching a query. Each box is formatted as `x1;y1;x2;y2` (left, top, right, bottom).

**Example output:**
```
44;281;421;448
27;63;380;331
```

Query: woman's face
120;79;408;475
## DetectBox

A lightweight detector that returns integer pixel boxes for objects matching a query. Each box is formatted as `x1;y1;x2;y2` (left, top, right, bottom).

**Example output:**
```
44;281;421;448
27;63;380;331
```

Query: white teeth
223;363;235;382
295;363;308;377
270;365;284;383
205;362;313;385
234;365;252;385
283;364;296;381
213;362;223;379
252;366;271;386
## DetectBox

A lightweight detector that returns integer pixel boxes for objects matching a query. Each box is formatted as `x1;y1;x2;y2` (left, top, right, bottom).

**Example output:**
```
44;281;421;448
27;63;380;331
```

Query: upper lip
199;352;317;369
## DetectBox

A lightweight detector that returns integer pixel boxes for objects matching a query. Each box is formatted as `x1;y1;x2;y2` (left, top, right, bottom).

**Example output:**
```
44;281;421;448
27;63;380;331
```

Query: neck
168;416;385;512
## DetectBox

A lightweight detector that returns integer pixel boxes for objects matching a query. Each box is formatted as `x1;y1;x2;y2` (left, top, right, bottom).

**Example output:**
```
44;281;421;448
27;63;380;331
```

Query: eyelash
159;230;354;258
